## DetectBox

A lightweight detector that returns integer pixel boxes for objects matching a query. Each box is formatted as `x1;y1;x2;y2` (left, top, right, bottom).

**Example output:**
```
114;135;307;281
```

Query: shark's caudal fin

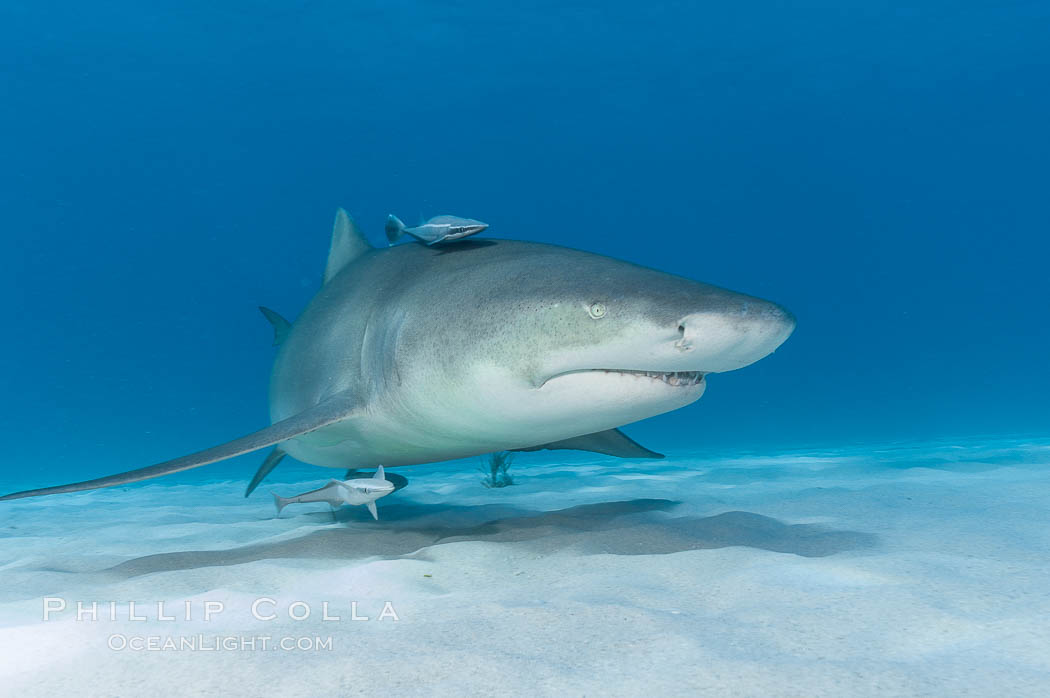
0;393;361;501
513;428;664;459
324;208;373;285
384;215;406;244
366;500;379;520
258;307;292;346
245;446;287;497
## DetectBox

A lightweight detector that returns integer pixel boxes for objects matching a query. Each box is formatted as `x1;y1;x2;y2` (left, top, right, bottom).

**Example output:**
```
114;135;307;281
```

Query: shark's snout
675;298;795;373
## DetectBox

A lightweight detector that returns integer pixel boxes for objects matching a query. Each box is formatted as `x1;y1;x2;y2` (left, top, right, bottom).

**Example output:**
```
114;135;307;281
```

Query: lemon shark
0;209;795;502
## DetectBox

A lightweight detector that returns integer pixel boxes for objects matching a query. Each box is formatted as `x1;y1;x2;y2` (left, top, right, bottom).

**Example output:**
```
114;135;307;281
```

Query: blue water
2;1;1048;488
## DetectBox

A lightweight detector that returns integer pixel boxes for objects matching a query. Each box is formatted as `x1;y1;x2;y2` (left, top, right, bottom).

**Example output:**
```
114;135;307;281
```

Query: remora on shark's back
385;214;488;245
1;207;795;502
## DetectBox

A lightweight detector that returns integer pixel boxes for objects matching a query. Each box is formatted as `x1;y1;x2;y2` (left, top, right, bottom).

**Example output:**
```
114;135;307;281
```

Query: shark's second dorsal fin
258;307;292;346
324;208;373;285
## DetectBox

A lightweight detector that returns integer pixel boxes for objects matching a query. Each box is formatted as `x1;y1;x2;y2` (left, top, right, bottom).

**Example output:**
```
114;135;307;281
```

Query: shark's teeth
598;369;705;386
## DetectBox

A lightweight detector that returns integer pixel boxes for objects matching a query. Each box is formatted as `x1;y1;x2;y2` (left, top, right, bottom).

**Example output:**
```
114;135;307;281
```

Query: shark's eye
588;302;607;319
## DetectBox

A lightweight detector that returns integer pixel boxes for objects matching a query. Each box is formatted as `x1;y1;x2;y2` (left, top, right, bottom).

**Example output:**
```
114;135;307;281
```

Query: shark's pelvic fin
513;428;664;459
324;208;373;285
258;307;292;346
0;393;362;501
366;500;379;520
245;446;287;497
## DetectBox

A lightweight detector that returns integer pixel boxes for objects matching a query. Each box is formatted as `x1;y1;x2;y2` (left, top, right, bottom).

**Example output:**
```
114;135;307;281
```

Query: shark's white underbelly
278;367;706;469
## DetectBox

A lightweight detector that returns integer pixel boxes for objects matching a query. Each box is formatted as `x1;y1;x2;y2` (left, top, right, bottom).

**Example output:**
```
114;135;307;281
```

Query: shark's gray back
270;240;546;422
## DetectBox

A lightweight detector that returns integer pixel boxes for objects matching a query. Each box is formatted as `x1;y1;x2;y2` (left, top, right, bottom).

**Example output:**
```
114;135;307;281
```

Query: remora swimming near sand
273;467;394;520
0;208;795;501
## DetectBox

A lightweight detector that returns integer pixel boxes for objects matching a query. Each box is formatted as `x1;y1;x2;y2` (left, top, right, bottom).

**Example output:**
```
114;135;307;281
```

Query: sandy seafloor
1;439;1048;697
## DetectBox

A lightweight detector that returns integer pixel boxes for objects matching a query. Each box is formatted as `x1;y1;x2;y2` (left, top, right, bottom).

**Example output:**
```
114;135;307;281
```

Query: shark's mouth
544;369;706;388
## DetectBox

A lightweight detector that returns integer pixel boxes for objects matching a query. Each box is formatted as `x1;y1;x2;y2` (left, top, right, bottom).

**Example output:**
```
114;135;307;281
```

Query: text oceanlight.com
108;634;334;652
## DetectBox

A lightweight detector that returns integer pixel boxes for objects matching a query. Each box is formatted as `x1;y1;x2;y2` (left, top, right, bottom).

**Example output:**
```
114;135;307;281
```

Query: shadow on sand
105;499;877;578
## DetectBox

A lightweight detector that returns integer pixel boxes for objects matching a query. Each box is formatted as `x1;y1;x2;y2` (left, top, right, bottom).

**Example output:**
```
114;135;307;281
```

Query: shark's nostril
674;321;693;351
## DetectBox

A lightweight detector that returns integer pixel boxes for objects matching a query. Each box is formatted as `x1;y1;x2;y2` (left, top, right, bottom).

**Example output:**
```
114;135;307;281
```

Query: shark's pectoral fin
245;446;287;497
513;428;664;459
365;500;379;520
0;393;362;501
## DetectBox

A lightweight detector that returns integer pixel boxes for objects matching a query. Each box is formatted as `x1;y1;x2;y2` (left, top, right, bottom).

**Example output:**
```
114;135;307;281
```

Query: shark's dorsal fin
513;428;664;459
0;392;362;501
324;208;372;285
258;307;292;346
